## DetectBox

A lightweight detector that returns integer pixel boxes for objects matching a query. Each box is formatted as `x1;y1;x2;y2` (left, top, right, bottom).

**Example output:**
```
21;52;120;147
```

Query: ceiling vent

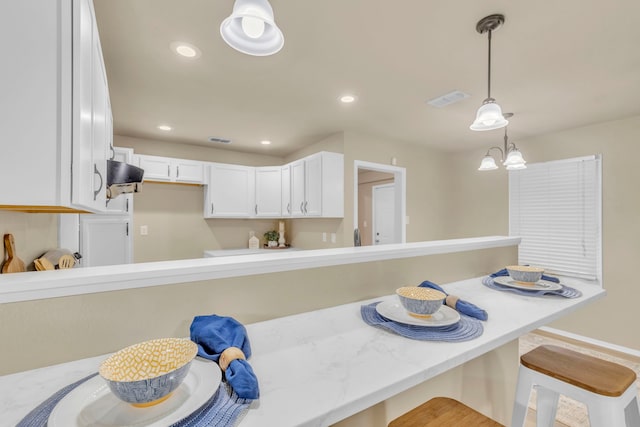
426;90;470;108
208;136;232;144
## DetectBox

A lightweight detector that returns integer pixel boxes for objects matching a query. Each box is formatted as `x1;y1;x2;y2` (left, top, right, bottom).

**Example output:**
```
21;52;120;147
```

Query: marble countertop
0;276;604;426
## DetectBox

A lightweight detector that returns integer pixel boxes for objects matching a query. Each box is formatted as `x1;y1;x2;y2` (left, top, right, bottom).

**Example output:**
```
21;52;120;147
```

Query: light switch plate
140;225;148;235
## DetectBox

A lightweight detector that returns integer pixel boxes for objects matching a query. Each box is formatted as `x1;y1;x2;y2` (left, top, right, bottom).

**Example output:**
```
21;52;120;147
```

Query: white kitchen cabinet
104;147;134;215
79;216;132;267
0;0;111;212
290;152;344;218
281;165;292;216
205;163;255;218
255;167;282;217
136;155;204;184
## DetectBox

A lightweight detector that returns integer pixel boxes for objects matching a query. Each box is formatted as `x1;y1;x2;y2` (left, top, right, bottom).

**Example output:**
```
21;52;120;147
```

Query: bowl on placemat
99;337;198;407
506;265;544;284
396;286;446;318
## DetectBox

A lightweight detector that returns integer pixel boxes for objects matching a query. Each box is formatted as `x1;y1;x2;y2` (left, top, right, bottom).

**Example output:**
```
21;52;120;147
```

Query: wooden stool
511;344;640;426
389;397;503;427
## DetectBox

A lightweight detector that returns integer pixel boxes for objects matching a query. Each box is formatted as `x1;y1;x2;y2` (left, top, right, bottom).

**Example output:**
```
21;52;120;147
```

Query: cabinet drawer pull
93;164;103;201
176;165;180;178
167;165;171;177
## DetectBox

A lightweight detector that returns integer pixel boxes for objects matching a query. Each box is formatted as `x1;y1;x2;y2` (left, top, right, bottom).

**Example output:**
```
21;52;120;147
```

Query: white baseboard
538;326;640;358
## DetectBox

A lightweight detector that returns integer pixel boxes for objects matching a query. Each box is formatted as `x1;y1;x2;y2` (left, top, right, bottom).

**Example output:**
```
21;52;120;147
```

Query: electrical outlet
140;225;148;235
331;233;336;243
322;232;327;242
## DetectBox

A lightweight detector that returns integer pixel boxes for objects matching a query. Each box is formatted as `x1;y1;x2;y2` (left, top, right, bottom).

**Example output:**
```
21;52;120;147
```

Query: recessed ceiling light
339;94;357;103
170;42;201;59
260;140;272;145
157;125;172;131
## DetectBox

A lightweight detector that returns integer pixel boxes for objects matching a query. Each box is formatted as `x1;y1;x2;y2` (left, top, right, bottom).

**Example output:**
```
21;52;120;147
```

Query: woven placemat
482;276;582;298
17;372;251;427
361;302;483;341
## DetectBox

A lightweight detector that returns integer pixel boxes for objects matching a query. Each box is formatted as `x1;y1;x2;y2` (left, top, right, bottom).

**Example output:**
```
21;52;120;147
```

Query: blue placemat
17;372;252;427
482;276;582;298
361;302;483;341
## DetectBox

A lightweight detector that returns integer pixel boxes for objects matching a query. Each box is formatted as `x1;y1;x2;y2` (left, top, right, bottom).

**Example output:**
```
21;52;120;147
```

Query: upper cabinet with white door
135;155;204;184
290;152;344;218
205;163;255;218
255;166;282;217
0;0;111;212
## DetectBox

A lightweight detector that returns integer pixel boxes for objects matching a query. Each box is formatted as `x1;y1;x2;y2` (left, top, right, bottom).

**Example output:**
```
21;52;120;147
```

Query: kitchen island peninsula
0;276;604;426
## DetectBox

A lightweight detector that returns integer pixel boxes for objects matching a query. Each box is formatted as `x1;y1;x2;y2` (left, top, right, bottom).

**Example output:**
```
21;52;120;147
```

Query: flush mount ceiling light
157;125;173;131
260;140;271;145
220;0;284;56
470;14;508;131
339;94;357;104
170;42;201;59
478;113;526;171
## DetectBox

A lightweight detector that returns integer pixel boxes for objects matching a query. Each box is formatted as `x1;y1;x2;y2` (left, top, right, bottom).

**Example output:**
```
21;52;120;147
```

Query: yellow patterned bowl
99;338;198;407
396;286;446;318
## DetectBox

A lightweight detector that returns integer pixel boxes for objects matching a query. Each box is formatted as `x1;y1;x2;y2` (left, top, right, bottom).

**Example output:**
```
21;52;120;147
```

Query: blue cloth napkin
419;280;488;321
190;314;260;400
490;268;560;283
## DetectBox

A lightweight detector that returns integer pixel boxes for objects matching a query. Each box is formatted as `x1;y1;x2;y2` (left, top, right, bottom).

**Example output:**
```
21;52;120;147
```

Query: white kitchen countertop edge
0;235;520;304
0;276;604;426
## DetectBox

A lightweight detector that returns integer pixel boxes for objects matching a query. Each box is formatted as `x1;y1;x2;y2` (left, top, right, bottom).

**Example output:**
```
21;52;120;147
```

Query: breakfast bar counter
0;276;604;426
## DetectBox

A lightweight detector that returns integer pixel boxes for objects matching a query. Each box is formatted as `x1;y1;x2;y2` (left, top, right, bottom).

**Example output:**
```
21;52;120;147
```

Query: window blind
509;155;601;280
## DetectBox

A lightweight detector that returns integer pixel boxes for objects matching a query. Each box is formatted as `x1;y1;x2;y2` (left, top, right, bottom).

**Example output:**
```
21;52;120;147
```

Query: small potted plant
264;230;279;247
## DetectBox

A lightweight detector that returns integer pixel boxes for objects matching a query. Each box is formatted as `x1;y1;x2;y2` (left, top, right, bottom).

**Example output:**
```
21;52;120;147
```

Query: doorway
354;160;406;246
372;183;395;245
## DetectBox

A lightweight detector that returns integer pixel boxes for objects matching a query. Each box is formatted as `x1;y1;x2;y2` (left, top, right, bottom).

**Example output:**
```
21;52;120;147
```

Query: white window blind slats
509;156;601;281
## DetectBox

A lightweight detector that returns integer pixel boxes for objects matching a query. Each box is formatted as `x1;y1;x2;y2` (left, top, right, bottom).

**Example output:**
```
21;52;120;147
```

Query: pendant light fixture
220;0;284;56
470;14;508;131
478;113;527;171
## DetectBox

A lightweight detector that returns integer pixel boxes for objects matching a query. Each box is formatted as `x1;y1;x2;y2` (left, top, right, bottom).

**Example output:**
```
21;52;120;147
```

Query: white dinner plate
375;299;461;327
493;276;563;291
49;358;221;427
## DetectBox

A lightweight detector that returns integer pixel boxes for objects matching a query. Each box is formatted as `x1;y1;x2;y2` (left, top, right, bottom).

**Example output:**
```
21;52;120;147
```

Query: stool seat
389;397;503;427
512;344;640;427
521;344;637;397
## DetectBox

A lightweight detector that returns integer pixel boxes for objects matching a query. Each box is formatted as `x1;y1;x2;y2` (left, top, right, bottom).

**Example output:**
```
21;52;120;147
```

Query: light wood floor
520;331;640;427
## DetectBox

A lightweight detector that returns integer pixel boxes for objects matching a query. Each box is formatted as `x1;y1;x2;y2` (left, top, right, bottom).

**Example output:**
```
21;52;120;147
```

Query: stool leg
511;366;534;427
625;396;640;426
534;385;559;427
588;401;627;427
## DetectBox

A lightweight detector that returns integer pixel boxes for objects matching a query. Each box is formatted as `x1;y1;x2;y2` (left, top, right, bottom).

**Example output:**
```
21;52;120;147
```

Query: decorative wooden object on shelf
2;234;26;274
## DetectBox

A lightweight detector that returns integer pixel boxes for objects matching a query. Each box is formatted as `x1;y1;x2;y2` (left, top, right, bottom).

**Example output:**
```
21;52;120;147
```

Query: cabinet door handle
167;165;171;177
287;203;290;214
126;222;129;236
255;204;258;215
304;201;308;214
300;202;304;213
176;165;180;178
125;198;129;213
211;203;214;214
93;164;103;201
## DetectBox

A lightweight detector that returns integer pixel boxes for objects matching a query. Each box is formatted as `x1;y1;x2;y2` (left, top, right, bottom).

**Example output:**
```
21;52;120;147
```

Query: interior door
372;184;395;245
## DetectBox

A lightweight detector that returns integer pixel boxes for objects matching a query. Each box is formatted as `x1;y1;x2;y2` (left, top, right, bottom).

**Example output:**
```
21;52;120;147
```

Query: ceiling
93;0;640;157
